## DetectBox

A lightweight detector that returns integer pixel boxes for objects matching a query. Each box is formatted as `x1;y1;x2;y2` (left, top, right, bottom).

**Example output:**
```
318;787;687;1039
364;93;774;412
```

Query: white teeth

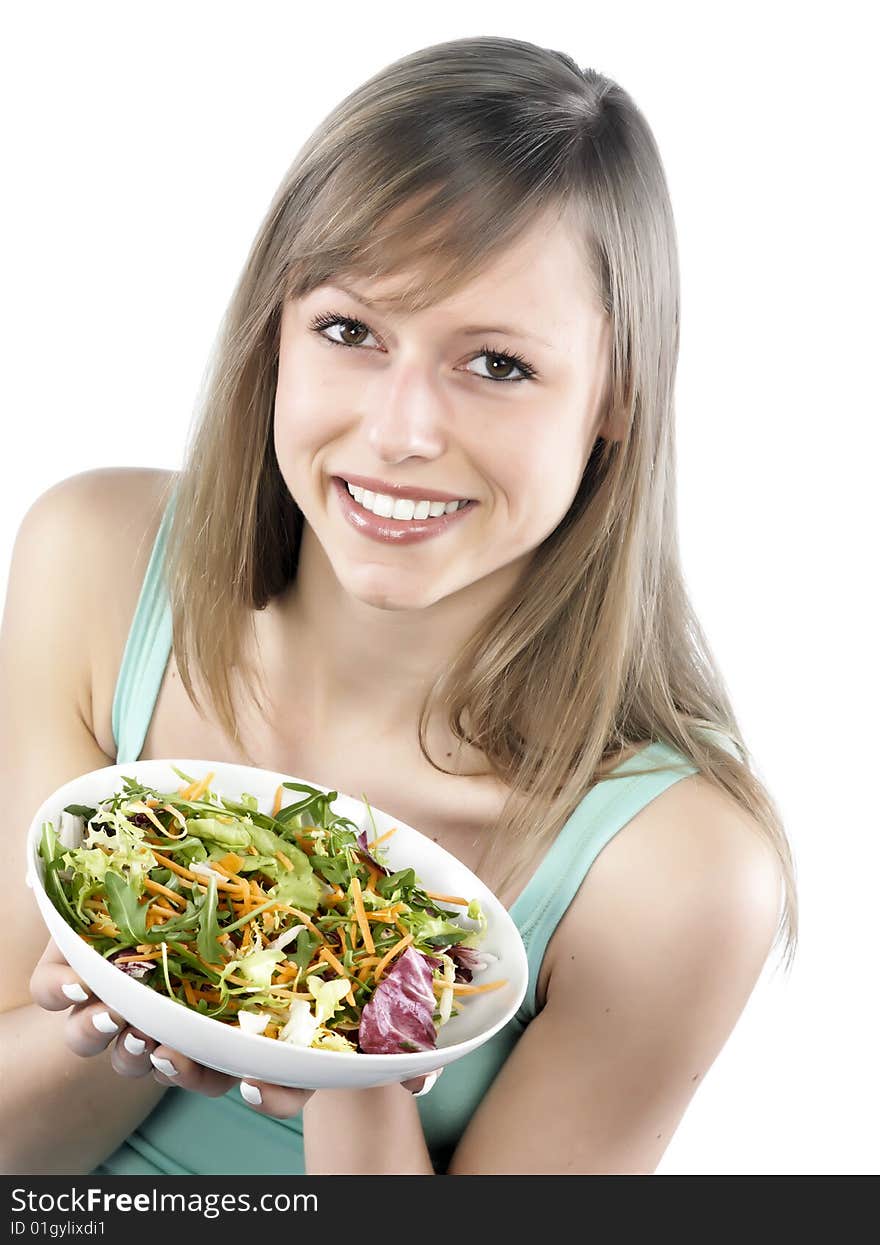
346;482;467;520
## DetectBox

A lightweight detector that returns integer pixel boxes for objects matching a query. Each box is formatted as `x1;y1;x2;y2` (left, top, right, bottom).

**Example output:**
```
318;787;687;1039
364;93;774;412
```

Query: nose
362;361;450;465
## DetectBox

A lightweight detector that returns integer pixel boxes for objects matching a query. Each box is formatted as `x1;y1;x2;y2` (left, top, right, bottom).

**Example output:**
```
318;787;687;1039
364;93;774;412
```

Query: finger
64;998;130;1057
403;1067;446;1097
237;1080;315;1119
147;1045;236;1098
30;939;93;1012
109;1026;158;1078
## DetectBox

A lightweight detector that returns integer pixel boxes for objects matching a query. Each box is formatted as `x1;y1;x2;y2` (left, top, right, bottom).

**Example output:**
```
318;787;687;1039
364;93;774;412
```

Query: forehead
320;211;604;339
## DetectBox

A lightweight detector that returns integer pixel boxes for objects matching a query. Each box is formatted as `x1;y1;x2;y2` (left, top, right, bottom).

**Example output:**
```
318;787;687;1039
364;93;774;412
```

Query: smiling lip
331;476;478;545
333;473;474;504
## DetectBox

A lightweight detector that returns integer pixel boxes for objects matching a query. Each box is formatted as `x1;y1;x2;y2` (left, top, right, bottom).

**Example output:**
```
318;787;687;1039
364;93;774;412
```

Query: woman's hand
29;938;443;1116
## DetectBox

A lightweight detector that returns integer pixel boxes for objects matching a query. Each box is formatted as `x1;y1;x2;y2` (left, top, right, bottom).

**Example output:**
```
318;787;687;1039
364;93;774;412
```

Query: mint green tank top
91;486;735;1176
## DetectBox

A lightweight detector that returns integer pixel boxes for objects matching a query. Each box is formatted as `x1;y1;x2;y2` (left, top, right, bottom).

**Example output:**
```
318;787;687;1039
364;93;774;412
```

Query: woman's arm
446;780;782;1175
302;1083;435;1175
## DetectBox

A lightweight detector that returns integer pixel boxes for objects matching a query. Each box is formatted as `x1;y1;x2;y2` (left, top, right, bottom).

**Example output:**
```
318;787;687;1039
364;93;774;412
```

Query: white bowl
26;758;528;1089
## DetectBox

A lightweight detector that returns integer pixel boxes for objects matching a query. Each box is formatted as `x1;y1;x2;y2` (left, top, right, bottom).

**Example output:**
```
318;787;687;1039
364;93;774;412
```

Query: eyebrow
328;280;555;349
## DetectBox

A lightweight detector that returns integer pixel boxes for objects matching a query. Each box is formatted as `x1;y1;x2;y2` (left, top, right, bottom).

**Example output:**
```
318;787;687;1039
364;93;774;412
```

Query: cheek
504;435;582;532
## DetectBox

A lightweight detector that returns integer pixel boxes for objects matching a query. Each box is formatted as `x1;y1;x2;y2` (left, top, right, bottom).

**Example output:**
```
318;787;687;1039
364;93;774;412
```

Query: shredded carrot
113;952;162;965
179;771;215;802
322;885;345;908
273;784;284;817
274;905;326;942
143;877;186;909
145;904;175;930
150;850;241;894
275;850;293;872
202;855;250;904
318;947;356;1007
367;827;398;850
366;864;382;892
213;854;244;877
350;877;375;954
423;890;470;906
193;987;222;1004
432;979;509;995
356;956;380;983
372;932;414;982
88;919;120;937
182;978;198;1006
349;921;358;950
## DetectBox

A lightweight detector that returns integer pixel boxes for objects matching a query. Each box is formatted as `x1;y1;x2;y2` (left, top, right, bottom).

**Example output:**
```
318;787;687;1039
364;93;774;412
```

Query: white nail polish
150;1054;178;1077
123;1033;146;1055
240;1081;262;1106
413;1070;439;1098
62;983;88;1003
92;1011;119;1034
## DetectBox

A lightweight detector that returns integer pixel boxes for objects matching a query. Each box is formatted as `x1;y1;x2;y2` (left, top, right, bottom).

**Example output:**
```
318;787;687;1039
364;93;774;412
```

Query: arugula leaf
39;823;89;931
290;929;319;969
195;875;225;964
103;870;148;943
62;803;98;820
376;867;417;899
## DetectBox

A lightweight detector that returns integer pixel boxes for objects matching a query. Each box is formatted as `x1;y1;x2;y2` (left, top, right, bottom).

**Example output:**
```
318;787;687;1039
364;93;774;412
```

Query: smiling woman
4;32;797;1177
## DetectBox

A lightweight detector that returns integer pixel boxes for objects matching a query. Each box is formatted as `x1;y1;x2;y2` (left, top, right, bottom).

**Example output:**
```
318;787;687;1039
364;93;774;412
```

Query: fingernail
92;1011;119;1034
149;1053;178;1077
62;983;88;1003
123;1033;146;1055
412;1069;440;1098
240;1081;262;1106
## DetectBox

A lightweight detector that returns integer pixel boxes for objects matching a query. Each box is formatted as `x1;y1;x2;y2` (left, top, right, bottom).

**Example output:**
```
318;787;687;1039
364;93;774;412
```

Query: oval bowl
26;758;528;1089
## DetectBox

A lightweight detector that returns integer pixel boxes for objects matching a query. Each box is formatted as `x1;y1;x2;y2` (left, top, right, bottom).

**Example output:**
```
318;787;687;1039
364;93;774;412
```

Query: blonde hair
159;35;797;972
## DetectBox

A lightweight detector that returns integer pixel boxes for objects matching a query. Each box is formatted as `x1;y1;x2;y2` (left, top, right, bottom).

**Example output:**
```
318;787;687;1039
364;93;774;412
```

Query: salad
38;767;506;1053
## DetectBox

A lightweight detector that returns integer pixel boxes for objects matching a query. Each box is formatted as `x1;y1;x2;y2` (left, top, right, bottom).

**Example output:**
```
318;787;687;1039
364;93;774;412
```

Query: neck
270;523;526;747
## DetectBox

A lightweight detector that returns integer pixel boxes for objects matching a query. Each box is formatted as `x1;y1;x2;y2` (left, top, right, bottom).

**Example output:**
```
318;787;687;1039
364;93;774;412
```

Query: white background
1;1;877;1175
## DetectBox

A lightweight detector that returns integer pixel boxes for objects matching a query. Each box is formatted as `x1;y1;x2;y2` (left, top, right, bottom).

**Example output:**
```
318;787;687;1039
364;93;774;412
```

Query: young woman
1;35;797;1175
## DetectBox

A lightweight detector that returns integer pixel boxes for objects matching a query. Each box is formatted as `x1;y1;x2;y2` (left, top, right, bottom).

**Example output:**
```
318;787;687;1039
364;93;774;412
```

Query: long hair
159;35;797;972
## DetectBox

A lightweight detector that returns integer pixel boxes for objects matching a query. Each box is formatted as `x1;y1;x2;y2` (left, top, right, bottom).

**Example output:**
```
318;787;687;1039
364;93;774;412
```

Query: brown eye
482;356;517;380
337;321;369;346
309;312;378;350
308;311;537;384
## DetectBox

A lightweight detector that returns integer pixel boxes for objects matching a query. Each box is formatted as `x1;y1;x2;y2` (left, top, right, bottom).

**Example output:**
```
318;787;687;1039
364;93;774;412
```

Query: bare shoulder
561;773;783;984
23;467;176;561
37;467;178;751
447;773;782;1174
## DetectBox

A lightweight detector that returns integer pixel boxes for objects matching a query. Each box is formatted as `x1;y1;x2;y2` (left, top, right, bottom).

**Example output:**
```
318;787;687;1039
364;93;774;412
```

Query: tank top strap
111;486;178;764
508;728;742;1023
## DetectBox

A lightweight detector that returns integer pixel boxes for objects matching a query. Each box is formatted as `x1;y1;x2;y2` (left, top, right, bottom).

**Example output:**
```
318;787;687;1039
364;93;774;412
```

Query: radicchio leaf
107;948;156;981
446;943;484;984
355;830;391;876
358;946;438;1054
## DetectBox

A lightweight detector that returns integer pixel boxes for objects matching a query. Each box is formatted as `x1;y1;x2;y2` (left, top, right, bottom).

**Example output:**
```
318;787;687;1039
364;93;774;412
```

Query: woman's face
273;210;612;612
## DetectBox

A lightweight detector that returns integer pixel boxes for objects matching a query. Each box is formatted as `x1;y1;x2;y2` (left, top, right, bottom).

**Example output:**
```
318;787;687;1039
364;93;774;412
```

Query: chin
340;566;447;613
